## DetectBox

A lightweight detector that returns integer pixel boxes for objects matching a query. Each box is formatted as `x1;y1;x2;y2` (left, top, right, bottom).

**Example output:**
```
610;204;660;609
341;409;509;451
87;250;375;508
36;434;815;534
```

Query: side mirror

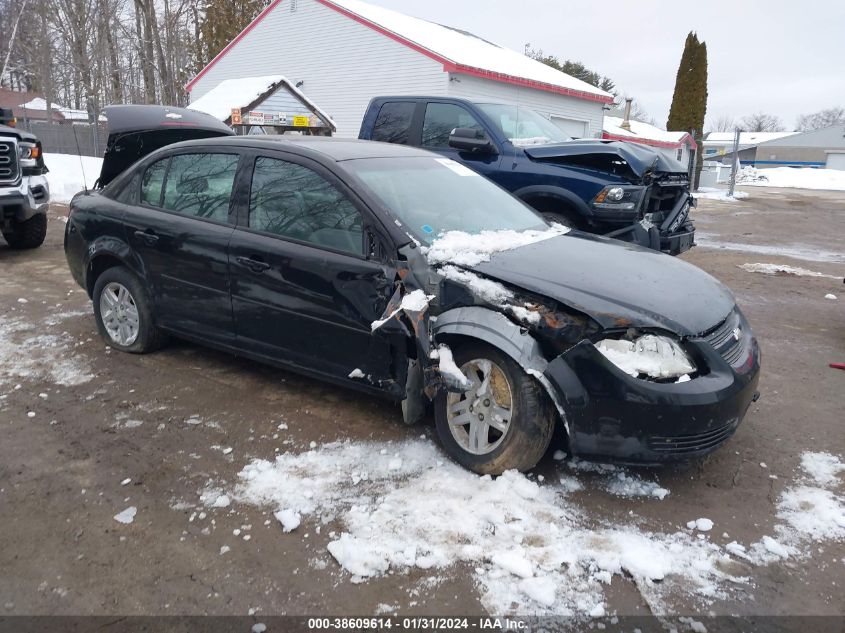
448;128;496;154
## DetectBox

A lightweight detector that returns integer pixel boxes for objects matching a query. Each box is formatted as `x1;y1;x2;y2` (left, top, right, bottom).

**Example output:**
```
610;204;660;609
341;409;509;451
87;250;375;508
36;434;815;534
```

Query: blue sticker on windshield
421;225;434;234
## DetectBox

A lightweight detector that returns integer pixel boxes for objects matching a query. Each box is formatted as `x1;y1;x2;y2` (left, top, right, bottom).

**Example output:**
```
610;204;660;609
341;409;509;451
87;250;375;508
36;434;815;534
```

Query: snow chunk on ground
800;452;845;485
739;263;841;279
607;472;670;500
114;507;137;524
229;440;738;616
594;335;695;379
826;294;838;300
424;226;568;267
696;187;749;202
274;509;302;533
738;166;845;191
687;518;714;532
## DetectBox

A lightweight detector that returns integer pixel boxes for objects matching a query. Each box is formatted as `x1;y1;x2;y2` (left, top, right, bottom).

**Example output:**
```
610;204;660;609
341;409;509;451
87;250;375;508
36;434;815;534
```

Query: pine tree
199;0;269;68
667;32;708;189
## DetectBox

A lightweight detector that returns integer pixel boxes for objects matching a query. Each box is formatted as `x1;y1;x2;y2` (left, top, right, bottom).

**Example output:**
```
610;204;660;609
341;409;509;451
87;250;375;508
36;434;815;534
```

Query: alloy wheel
100;282;140;346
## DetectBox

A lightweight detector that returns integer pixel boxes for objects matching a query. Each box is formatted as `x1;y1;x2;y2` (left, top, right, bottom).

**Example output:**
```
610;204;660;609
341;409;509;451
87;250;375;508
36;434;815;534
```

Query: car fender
511;184;592;218
432;305;573;433
84;236;145;295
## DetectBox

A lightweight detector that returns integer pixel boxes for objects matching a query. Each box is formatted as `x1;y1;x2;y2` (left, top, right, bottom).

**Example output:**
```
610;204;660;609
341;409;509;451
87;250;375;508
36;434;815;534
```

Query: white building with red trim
187;0;613;138
602;116;697;166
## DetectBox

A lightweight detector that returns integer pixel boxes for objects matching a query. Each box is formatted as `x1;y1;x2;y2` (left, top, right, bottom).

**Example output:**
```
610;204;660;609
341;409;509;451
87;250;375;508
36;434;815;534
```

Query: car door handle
236;256;271;273
133;230;159;246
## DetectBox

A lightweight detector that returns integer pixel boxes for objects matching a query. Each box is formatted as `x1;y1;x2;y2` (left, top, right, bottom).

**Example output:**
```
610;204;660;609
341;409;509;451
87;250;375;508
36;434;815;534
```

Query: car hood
472;233;734;336
98;105;234;187
522;139;687;181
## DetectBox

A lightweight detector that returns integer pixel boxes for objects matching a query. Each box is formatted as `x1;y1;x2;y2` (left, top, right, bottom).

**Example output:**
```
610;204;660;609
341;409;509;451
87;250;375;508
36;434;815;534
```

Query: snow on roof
324;0;612;102
20;97;105;121
188;75;336;129
187;75;285;121
603;116;691;147
704;131;797;146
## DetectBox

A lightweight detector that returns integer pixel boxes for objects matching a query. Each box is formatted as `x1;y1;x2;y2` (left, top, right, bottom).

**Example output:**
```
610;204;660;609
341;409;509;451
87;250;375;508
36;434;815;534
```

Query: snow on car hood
470;232;735;336
523;139;687;180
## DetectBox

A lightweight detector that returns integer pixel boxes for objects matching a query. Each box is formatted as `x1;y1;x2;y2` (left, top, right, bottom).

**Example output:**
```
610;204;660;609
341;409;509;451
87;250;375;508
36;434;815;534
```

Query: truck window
371;102;416;145
422;103;484;148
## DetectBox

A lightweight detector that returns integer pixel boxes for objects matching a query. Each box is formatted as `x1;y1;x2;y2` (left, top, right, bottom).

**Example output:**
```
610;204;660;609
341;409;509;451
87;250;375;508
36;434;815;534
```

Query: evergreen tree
527;49;615;95
667;32;708;189
199;0;269;68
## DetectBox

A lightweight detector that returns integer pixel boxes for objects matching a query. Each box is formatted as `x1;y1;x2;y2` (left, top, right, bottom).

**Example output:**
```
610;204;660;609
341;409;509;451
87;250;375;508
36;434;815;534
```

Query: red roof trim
187;0;613;104
602;132;698;150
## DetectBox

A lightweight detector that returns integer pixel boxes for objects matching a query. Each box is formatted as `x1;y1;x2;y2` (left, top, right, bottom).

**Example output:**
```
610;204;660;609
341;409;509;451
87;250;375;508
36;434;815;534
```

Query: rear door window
371;101;416;145
422;103;484;148
141;158;168;206
248;156;363;255
161;153;239;223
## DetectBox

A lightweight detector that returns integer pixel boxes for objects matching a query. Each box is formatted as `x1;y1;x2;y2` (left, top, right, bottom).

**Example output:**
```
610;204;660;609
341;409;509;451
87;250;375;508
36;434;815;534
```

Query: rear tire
434;342;555;475
92;266;165;354
2;213;47;249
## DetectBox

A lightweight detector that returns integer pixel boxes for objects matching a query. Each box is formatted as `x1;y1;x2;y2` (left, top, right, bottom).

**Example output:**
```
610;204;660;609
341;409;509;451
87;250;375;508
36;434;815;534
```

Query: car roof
166;135;435;162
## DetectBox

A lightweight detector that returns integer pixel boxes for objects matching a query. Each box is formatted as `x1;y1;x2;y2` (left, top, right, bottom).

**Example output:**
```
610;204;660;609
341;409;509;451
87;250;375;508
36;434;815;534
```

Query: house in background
0;89;64;125
602;114;697;166
186;0;613;138
702;131;796;161
742;125;845;170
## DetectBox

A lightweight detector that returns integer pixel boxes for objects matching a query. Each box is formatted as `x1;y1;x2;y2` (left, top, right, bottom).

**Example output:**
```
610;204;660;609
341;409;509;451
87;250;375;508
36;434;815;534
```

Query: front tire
434;342;555;475
2;213;47;249
92;266;165;354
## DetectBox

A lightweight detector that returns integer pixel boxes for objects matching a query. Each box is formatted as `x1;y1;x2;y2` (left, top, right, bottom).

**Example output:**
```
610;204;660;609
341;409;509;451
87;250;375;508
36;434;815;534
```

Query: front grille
704;310;747;368
648;421;737;453
0;138;20;185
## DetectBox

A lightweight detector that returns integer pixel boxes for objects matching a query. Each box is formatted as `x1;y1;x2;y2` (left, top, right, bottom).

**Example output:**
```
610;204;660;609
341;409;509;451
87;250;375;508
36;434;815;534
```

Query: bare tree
740;112;785;133
707;114;737;133
796;107;845;132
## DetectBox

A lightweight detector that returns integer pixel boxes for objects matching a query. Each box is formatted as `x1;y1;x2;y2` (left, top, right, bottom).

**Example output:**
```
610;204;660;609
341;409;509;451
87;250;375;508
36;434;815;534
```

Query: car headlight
592;185;646;212
595;334;696;380
19;142;40;168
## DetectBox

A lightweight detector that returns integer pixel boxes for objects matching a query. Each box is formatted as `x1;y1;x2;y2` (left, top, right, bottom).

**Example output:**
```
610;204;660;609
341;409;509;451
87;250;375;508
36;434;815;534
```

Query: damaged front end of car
371;236;760;464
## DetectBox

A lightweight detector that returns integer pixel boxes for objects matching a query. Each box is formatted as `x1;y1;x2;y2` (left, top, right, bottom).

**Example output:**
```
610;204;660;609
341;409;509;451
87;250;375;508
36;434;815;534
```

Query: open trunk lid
97;105;234;188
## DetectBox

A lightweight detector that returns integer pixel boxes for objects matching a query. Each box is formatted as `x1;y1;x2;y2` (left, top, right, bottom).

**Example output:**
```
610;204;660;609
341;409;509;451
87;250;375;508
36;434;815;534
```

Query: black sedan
65;106;760;474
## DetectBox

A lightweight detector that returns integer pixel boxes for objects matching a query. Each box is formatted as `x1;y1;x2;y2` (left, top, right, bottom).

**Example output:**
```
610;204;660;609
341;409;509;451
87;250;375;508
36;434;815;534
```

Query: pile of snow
738;166;845;191
695;187;749;202
594;335;695;380
44;153;103;204
566;459;670;500
738;263;842;280
748;451;844;564
226;439;737;616
0;311;93;387
424;226;568;268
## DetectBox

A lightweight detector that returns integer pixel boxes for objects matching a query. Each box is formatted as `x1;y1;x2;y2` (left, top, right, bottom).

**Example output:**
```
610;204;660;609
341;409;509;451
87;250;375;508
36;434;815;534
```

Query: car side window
422;103;484;148
249;157;363;256
371;101;416;145
141;158;168;207
161;153;239;223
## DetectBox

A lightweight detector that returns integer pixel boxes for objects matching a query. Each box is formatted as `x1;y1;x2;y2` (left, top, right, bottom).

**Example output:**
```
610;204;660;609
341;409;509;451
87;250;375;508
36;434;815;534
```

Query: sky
367;0;845;131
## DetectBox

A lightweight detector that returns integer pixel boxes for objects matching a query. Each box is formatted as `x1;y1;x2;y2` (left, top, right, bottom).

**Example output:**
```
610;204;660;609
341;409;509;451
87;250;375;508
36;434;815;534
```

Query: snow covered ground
202;440;844;618
44;153;103;204
695;187;749;202
738;166;845;191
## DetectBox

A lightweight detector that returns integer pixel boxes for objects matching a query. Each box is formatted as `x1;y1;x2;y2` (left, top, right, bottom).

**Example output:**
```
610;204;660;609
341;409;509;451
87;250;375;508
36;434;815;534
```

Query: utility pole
728;128;741;197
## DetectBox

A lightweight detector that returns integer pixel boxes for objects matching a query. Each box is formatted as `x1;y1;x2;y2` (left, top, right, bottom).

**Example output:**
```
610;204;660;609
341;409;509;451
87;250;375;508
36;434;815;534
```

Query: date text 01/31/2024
306;617;527;630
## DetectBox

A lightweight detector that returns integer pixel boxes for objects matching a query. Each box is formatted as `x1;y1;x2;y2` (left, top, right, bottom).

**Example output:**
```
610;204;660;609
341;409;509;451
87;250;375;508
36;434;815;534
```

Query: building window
676;148;683;161
371;102;416;145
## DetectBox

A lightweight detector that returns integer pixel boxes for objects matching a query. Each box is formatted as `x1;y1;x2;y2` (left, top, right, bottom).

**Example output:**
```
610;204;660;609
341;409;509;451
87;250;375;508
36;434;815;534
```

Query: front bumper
543;312;761;463
0;176;50;224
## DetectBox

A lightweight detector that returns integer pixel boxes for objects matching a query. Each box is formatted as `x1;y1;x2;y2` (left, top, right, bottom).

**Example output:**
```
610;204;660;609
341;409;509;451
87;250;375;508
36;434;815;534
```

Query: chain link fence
17;119;107;157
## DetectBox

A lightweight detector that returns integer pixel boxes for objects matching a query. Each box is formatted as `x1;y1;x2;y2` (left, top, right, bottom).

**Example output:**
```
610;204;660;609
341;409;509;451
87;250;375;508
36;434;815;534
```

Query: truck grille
0;137;19;185
704;310;748;368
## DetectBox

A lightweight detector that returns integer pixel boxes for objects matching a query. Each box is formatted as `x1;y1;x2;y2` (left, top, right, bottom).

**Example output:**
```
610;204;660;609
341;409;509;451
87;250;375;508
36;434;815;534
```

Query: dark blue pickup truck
359;97;695;255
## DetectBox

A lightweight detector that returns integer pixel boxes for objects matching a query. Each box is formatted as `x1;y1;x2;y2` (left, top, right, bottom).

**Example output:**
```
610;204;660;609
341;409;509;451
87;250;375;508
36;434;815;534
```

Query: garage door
550;116;588;138
825;153;845;171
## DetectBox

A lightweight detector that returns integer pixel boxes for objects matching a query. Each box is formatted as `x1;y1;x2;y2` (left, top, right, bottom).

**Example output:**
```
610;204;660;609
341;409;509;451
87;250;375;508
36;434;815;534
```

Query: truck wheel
92;266;165;354
2;213;47;249
434;342;555;475
541;211;581;230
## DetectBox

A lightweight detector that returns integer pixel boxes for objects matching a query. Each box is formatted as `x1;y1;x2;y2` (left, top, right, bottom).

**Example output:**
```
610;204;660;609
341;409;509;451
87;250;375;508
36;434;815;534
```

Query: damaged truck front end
522;141;696;256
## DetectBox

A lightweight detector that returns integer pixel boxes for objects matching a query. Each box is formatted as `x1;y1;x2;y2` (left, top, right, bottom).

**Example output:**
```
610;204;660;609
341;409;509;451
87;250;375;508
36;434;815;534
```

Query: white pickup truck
0;123;50;249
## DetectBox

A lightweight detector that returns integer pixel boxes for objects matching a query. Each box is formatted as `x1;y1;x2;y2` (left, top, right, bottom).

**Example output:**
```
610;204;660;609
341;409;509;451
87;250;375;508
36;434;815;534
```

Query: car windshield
475;103;571;146
344;156;547;246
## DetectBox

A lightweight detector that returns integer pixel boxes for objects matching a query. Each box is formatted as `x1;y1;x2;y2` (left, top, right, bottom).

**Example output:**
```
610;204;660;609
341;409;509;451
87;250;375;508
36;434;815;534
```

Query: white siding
188;0;447;137
446;73;605;138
